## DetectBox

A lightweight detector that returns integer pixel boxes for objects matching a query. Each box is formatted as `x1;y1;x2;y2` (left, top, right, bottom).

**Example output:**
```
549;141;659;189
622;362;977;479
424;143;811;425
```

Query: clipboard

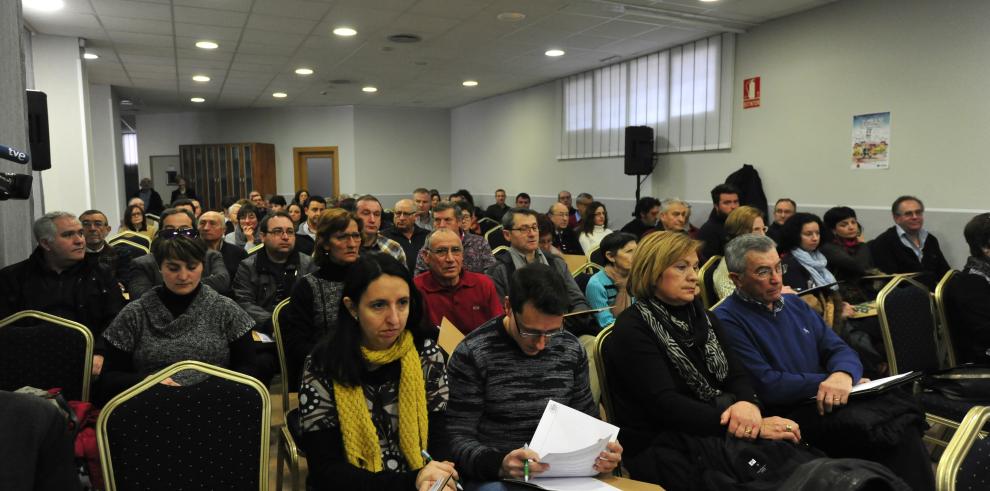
563;306;612;318
438;317;466;356
804;371;921;403
794;281;840;297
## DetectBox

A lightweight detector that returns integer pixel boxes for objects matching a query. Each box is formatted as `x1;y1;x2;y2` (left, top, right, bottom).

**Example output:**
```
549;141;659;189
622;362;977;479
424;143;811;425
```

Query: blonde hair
627;231;701;300
724;206;764;239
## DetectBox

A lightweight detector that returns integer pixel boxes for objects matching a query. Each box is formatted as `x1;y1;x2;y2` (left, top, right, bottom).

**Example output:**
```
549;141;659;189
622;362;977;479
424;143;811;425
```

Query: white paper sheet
525;477;621;491
851;371;916;393
528;400;619;478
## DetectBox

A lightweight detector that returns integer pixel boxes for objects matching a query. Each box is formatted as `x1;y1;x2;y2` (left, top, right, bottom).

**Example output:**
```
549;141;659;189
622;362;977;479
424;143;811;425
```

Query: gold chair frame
272;298;305;491
936;405;990;491
248;243;264;255
571;262;604;279
96;360;271;491
0;310;94;401
107;230;152;247
697;255;722;310
593;324;615;422
484;225;504;243
933;270;959;369
491;245;509;255
478;217;499;227
109;238;150;255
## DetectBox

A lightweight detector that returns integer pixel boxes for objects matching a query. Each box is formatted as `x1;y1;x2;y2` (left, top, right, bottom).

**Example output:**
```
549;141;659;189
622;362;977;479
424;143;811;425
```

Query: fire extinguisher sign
743;77;760;109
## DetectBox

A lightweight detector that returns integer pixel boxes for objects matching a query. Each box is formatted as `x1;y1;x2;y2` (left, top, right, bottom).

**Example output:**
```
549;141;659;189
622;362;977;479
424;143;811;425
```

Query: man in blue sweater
714;234;934;490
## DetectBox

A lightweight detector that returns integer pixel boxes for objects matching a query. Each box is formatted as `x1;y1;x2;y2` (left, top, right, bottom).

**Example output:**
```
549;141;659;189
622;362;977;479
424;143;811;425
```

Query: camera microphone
0;172;33;200
0;144;31;165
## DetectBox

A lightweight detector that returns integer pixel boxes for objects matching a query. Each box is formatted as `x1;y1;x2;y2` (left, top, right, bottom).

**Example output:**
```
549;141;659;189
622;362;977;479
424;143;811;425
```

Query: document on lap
503;477;621;491
528;400;620;478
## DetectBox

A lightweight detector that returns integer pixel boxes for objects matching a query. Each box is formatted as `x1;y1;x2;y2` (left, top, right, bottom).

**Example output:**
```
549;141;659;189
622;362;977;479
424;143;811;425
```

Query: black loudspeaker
624;125;654;175
27;90;51;171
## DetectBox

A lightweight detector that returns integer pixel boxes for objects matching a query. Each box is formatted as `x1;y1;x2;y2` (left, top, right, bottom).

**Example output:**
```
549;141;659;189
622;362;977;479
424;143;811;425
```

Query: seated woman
281;208;362;386
777;213;854;323
97;234;257;405
945;213;990;364
712;206;767;300
224;203;262;251
298;254;457;491
821;207;879;303
287;203;304;229
603;231;801;489
577;201;613;257
121;203;154;238
292;189;310;207
584;232;637;328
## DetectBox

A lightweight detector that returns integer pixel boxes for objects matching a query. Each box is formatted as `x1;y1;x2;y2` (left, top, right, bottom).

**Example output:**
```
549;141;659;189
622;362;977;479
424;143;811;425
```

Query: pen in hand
420;449;464;491
523;443;530;483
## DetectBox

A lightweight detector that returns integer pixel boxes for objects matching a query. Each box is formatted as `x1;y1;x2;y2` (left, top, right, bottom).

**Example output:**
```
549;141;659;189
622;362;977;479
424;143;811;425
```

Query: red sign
743;77;761;109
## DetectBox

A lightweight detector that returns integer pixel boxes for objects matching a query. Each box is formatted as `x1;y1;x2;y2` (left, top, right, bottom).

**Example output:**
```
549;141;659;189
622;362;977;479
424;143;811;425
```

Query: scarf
333;330;428;472
835;237;860;256
964;256;990;284
790;248;837;290
634;298;729;401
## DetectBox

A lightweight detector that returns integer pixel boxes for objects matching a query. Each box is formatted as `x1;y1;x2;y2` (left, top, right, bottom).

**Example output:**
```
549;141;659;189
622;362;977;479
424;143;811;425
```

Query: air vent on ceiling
387;33;421;43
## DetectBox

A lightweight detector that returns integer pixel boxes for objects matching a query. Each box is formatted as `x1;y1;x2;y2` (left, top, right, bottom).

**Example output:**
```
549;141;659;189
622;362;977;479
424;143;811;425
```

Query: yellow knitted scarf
333;330;428;472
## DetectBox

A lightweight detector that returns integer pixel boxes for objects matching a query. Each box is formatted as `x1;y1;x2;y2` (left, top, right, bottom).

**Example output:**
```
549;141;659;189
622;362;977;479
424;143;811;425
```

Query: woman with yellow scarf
299;253;458;490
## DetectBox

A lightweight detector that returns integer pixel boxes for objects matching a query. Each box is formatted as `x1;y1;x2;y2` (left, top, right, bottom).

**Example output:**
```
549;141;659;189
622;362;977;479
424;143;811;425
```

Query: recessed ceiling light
362;86;378;93
272;92;288;98
83;52;99;60
195;41;219;50
462;80;478;87
190;97;205;103
496;12;526;22
24;0;64;12
295;67;314;75
333;27;357;37
192;75;210;82
545;49;565;57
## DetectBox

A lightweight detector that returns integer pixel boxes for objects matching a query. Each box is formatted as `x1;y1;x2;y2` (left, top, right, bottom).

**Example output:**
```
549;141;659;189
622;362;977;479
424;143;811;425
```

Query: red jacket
414;270;504;335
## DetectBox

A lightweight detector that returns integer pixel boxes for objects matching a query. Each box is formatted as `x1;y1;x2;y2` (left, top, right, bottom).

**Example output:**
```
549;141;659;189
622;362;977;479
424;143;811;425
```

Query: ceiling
23;0;834;113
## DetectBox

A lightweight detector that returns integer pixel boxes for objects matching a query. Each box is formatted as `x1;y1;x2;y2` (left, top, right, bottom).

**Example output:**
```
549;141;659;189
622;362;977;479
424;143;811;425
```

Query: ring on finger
785;424;793;432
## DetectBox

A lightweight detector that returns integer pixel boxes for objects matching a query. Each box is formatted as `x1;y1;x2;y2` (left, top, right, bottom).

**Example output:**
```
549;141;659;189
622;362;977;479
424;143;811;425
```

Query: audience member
620;196;661;238
291;189;310;207
657;198;690;234
446;263;622;483
414;229;503;335
122;203;151;236
199;210;247;281
282;209;361;385
485;188;509;222
224;203;263;251
577;201;612;256
356;195;407;266
286;202;304;228
190;199;202;218
298;254;457;491
514;192;530;209
944;213;990;364
869;195;951;287
81;209;128;280
249;190;268;219
234;211;317;332
548;202;584;256
536;213;562;258
413;188;434;231
225;200;243;235
0;391;82;491
768;198;796;242
558;190;579;228
127;196;144;211
821;206;877;302
585;232;637;328
269;194;287;212
712;206;768;300
170;198;196;217
429;189;441;209
604;231;800;488
459;206;481;236
383;199;430;271
295;195;327;255
169;175;197;203
714;234;934;490
127;208;229;298
97;234;257;405
698;183;740;259
132;177;164;216
414;202;495;275
575;192;594;226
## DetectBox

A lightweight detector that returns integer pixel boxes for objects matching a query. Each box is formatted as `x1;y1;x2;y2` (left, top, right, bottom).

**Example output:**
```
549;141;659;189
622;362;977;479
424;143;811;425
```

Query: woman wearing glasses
96;233;258;405
712;206;770;301
299;253;458;491
281;208;363;386
602;232;802;489
122;203;152;238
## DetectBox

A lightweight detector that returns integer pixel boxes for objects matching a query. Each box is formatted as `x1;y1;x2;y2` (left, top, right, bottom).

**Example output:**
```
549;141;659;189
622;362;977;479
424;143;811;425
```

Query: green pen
523;443;530;482
421;449;464;491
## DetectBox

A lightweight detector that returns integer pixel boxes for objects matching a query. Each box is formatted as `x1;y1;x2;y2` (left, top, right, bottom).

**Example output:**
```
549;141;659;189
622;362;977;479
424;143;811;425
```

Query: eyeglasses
159;228;198;239
431;246;463;256
752;263;787;279
330;232;362;242
511;225;540;234
394;211;416;217
752;226;769;233
514;313;564;339
267;228;295;237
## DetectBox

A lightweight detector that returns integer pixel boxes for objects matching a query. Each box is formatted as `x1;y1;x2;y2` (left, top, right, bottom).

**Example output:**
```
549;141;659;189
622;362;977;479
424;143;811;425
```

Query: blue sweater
713;293;863;407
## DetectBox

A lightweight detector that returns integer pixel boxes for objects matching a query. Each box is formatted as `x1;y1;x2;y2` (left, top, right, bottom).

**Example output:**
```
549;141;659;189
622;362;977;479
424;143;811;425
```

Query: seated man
414;201;496;275
127;208;230;297
414;229;503;335
198;210;247;281
485;188;509;222
355;195;407;266
0;211;124;375
558;190;578;228
548;202;584;256
80;208;129;281
657;198;690;234
713;234;934;490
620;197;660;238
382;198;430;271
294;195;326;255
698;183;740;259
233;211;317;332
413;187;434;231
868;195;950;288
447;263;622;484
767;198;796;242
514;192;531;209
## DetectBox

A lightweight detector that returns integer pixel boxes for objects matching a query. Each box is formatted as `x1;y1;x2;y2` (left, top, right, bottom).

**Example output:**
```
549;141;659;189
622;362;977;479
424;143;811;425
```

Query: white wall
88;83;125;228
353;106;450;195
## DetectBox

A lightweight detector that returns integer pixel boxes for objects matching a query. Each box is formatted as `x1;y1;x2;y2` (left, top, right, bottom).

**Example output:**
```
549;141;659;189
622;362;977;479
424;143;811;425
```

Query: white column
31;34;93;214
88;84;124;229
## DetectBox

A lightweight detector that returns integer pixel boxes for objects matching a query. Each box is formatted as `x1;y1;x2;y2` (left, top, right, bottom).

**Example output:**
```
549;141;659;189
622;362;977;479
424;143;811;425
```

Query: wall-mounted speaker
27;90;51;172
624;125;654;175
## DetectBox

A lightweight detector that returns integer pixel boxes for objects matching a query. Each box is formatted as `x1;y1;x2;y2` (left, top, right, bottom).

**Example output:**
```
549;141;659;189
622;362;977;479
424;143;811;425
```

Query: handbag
922;364;990;402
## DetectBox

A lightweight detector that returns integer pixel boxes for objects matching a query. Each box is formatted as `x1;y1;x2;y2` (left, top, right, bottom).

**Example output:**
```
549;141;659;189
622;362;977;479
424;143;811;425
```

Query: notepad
438;317;465;355
528;400;620;478
502;477;621;491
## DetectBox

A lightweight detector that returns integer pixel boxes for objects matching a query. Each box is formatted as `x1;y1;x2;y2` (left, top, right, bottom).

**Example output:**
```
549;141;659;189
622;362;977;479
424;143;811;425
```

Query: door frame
293;146;339;198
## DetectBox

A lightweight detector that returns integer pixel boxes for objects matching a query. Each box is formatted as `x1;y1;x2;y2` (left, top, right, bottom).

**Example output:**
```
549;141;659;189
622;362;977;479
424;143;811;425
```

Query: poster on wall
743;77;760;108
851;112;890;170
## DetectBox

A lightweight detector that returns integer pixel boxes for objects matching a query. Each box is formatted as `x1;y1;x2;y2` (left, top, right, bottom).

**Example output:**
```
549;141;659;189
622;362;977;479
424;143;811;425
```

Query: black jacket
169;187;197;204
868;226;950;288
698;213;728;260
725;164;769;219
218;241;248;281
944;271;990;364
131;188;164;216
382;226;430;272
552;227;584;256
233;251;317;331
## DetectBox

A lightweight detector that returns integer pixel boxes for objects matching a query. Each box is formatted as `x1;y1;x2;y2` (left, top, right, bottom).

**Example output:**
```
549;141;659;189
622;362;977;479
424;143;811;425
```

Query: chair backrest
145;213;160;224
110;239;150;257
271;298;294;415
934;269;960;368
486;226;508;249
247;243;264;256
593;324;615;422
0;310;93;401
698;255;722;310
936;405;990;491
108;231;151;249
572;262;603;292
876;275;941;374
97;361;270;491
491;245;509;255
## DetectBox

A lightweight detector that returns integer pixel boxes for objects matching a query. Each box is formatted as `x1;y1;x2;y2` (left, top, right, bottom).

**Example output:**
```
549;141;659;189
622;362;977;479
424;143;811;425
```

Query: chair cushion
0;322;88;401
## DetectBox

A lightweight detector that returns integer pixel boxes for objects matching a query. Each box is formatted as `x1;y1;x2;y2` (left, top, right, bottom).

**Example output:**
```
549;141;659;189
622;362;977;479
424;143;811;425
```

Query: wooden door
293;146;338;199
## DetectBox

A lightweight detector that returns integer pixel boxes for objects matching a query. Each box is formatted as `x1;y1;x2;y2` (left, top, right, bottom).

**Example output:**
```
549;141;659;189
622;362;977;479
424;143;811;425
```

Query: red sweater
414;270;504;335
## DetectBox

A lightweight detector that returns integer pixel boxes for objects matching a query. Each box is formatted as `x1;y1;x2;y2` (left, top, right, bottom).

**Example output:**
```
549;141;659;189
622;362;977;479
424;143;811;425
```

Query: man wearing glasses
548;202;584;256
413;201;496;275
414;229;502;335
80;209;129;281
126;208;230;298
446;263;623;484
383;199;430;271
868;195;950;288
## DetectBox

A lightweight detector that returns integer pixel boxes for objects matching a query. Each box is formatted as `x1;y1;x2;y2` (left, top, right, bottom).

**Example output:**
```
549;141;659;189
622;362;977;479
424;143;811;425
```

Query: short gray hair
724;233;777;274
33;211;76;244
424;228;461;251
502;207;538;230
661;198;690;213
433;201;462;216
577;192;593;201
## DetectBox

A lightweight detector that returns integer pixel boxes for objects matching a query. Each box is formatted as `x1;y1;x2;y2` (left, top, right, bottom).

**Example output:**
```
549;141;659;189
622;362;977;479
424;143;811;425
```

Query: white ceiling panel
240;29;307;47
173;6;249;28
108;31;174;47
99;15;173;35
582;19;661;38
247;14;319;34
173;0;254;13
173;23;244;42
408;0;489;20
91;0;171;21
251;0;333;20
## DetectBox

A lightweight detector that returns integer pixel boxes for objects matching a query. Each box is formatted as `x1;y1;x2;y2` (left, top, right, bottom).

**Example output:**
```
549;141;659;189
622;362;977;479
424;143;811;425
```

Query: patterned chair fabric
99;362;269;491
0;313;92;401
936;406;990;491
877;277;941;374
